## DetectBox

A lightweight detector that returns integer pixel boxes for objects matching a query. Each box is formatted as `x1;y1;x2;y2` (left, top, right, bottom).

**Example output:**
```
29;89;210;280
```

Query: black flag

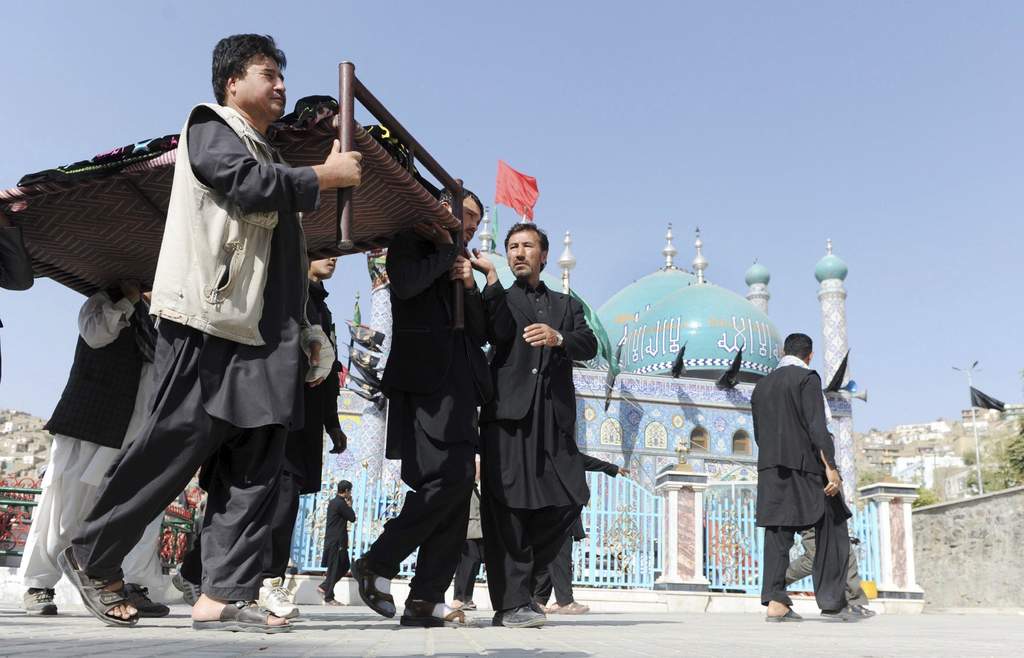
350;345;381;370
604;343;624;412
671;342;688;378
716;348;743;390
824;350;849;393
970;387;1005;412
353;361;382;388
347;321;385;351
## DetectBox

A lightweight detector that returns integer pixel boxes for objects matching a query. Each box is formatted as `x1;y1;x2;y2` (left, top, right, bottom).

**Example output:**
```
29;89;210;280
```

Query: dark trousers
320;544;351;601
785;528;869;607
364;427;475;603
761;497;850;612
532;533;574;606
71;327;287;601
481;494;581;612
263;470;301;581
453;538;485;603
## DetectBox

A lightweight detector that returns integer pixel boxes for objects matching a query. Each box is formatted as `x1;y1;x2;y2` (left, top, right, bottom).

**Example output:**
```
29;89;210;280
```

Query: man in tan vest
59;33;361;634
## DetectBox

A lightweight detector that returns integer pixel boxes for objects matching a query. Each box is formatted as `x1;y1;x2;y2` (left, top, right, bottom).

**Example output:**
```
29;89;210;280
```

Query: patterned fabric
0;97;457;295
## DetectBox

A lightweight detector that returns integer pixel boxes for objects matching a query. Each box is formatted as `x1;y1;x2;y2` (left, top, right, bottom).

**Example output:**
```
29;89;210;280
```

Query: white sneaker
258;577;299;619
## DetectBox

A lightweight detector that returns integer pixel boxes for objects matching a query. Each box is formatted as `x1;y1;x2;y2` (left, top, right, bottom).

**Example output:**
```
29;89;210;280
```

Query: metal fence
703;484;880;593
291;470;664;589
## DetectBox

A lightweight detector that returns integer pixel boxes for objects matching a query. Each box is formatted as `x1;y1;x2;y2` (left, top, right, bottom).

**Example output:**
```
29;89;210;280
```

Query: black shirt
186;110;319;430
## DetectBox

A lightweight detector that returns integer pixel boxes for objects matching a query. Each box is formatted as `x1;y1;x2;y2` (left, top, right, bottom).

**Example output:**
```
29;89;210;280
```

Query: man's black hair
503;222;549;253
212;34;287;105
337;480;352;494
783;333;813;360
438;188;484;218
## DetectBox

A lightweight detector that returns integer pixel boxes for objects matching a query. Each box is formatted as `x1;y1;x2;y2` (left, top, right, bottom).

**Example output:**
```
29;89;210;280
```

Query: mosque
295;216;862;582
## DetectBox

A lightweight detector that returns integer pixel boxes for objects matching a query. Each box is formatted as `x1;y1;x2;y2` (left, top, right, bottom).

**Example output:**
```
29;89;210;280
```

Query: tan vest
150;103;302;345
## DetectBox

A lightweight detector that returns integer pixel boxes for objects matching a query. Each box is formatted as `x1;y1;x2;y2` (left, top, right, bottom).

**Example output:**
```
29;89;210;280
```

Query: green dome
596;269;698;349
744;262;770;286
613;282;781;379
814;254;848;282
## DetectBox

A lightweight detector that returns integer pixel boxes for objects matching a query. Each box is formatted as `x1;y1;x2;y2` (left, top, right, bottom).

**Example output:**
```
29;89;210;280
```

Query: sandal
56;546;139;627
192;600;293;634
400;599;468;628
352;557;396;618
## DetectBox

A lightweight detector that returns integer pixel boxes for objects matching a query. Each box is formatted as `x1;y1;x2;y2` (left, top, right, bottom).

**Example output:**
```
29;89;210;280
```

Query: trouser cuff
203;584;260;601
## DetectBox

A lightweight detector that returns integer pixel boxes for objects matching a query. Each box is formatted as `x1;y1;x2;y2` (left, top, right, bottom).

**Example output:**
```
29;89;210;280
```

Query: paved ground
2;604;1022;657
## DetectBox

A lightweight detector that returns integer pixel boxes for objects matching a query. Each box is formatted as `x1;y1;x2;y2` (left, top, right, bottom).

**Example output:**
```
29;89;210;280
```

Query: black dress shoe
493;605;546;628
821;606;861;622
765;609;803;622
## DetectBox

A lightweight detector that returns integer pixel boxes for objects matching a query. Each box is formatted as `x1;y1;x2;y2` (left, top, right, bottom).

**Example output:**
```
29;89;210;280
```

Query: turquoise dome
744;262;770;286
613;282;781;379
815;254;848;282
596;269;697;349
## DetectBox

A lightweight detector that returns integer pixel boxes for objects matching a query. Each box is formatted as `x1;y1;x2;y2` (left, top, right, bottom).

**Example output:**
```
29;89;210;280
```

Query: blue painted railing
703;486;881;594
292;469;664;589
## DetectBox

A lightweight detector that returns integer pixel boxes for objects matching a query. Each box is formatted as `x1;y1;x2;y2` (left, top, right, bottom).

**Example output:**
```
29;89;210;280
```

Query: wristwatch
554;331;564;347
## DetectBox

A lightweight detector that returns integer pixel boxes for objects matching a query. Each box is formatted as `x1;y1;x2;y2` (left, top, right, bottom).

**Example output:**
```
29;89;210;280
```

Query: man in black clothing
532;455;628;614
256;255;346;617
751;332;857;622
353;193;491;628
0;208;34;382
61;34;360;633
451;458;484;611
471;222;598;628
319;480;356;605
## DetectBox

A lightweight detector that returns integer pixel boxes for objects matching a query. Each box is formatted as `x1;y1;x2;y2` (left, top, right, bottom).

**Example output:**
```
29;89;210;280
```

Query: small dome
744;262;770;286
814;239;848;282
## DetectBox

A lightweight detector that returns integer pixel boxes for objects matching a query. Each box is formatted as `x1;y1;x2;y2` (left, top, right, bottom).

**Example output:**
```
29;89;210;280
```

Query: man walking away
751;332;858;622
319;480;356;605
59;33;360;633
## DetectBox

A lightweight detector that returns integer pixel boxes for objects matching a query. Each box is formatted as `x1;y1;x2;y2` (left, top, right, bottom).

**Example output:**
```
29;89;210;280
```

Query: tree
912;487;939;508
1006;423;1024;483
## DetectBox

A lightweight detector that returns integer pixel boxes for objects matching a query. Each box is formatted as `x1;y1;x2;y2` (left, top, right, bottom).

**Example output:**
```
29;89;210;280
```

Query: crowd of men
1;33;871;633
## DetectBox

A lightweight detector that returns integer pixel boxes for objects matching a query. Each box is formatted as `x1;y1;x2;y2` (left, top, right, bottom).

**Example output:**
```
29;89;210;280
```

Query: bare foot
766;601;791;618
191;594;288;627
101;580;137;621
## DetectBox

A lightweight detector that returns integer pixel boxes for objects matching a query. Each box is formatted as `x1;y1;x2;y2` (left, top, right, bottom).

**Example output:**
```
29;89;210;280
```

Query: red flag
495;160;539;220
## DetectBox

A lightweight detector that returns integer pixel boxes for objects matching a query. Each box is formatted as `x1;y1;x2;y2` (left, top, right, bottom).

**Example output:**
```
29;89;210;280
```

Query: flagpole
954;362;985;495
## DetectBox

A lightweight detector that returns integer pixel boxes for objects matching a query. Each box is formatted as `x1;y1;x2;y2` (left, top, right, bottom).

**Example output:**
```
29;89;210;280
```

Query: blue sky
1;1;1021;431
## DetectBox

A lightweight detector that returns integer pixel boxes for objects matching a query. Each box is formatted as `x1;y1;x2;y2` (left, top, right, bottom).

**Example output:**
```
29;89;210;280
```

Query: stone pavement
2;604;1022;657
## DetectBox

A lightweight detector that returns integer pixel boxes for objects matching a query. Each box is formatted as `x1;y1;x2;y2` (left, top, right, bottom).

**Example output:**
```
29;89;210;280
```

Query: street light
952;361;984;495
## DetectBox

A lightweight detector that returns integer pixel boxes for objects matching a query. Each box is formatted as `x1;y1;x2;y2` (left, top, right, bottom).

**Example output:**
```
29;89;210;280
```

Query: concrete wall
912;486;1024;609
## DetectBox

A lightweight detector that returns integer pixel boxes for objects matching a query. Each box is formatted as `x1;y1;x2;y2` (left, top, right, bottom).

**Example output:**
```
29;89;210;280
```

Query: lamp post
953;361;984;495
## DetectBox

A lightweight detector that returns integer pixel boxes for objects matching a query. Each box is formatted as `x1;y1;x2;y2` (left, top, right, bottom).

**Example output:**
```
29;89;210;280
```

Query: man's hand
328;428;347;454
314;140;363;190
824;465;842;497
618;467;631;476
307;341;326;387
119;279;142;304
450;256;476;289
523;323;561;348
469;248;499;286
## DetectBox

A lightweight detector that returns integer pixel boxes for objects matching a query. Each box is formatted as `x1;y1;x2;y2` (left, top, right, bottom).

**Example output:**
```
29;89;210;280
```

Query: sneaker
124;583;170;618
24;588;57;615
851;604;877;618
172;572;201;606
492;604;546;628
258;577;299;619
549;601;589;615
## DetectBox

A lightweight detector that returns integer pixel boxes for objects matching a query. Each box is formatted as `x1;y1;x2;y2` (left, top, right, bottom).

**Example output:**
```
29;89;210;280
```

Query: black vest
44;327;143;449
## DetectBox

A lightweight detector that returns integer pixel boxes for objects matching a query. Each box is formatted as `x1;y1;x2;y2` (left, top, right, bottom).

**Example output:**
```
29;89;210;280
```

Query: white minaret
558;230;576;293
662;223;678;270
478;206;494;254
692;227;708;284
745;260;771;314
815;238;855;497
